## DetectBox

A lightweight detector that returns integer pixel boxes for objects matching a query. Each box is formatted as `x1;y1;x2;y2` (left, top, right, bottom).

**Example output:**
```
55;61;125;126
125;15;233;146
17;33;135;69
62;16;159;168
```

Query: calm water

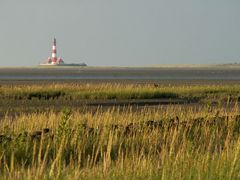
0;67;240;80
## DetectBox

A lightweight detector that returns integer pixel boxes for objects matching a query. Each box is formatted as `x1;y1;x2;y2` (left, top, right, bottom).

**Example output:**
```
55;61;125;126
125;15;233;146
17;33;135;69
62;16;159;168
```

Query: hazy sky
0;0;240;66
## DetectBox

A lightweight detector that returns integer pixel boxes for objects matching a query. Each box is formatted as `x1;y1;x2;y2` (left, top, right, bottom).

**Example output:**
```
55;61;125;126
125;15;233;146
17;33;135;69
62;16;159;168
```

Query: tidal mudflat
1;66;240;80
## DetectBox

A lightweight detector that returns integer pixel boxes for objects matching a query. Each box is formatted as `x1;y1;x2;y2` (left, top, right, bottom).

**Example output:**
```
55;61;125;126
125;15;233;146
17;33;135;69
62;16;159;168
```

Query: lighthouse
41;38;64;65
51;38;57;64
40;38;87;66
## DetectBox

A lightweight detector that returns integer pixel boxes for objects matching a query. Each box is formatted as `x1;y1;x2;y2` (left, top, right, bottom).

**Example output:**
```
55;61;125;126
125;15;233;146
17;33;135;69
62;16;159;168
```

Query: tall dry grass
0;104;240;179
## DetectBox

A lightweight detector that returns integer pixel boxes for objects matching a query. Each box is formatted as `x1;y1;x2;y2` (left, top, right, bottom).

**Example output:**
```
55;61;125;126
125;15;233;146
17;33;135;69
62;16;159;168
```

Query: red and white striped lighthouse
51;38;57;64
40;38;66;65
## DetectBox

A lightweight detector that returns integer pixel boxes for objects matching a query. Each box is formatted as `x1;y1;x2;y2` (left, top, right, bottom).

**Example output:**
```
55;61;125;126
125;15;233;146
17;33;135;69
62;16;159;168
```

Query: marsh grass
0;83;240;101
0;104;240;179
0;83;240;179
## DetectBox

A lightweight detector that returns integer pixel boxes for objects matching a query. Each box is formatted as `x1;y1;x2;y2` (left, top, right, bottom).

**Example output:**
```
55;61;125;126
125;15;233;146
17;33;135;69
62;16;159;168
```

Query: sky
0;0;240;66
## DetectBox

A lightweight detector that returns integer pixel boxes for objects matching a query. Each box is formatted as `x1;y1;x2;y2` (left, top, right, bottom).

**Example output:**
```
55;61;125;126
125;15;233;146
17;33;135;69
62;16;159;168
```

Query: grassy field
0;83;240;179
0;83;240;101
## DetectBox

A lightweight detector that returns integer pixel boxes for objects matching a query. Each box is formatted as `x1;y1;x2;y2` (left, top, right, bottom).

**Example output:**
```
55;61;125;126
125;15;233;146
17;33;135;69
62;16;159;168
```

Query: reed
0;103;240;179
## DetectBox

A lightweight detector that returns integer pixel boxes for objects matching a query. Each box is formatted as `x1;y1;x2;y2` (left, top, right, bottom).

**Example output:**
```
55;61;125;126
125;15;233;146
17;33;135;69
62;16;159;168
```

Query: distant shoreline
0;63;239;69
144;63;240;68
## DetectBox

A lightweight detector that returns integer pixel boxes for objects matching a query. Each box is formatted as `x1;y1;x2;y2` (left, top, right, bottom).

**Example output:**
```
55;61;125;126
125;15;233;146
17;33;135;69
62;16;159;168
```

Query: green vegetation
0;83;240;179
0;83;240;101
0;105;240;179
